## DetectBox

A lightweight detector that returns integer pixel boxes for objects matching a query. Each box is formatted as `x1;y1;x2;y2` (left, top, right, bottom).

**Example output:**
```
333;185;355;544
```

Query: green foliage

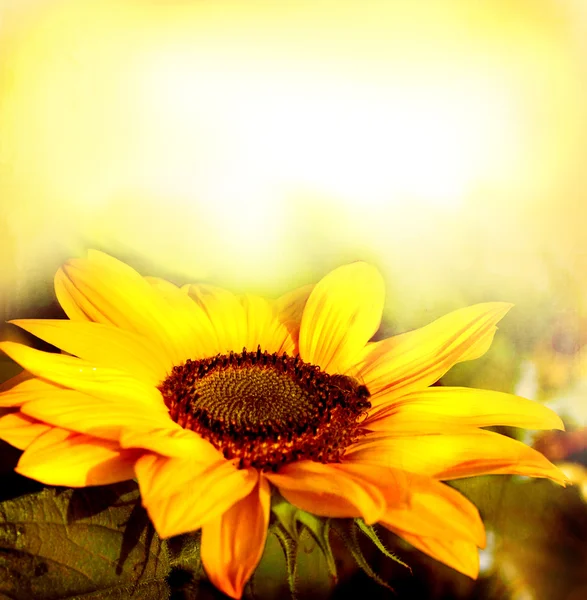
0;482;170;599
270;494;337;597
355;518;411;571
330;519;396;592
271;526;299;599
270;494;411;598
271;495;337;583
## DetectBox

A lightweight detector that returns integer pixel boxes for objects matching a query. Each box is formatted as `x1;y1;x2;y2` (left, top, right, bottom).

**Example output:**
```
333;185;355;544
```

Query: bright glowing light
137;23;522;213
0;0;584;292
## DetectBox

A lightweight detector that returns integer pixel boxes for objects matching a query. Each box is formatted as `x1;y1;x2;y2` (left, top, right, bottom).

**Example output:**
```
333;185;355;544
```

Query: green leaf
271;525;298;600
164;530;203;599
355;518;411;571
270;494;337;583
295;513;337;583
294;527;337;599
61;580;171;599
270;495;301;541
167;529;201;573
0;482;170;599
331;519;395;592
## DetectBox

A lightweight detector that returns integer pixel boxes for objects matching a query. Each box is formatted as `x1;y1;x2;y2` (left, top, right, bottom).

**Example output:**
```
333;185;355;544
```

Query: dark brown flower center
158;347;371;470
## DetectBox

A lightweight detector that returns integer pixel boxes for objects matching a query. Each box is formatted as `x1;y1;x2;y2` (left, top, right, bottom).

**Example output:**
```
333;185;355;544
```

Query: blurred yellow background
0;0;586;419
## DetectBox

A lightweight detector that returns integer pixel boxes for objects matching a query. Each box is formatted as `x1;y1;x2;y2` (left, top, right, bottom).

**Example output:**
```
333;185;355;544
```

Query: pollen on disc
158;347;371;471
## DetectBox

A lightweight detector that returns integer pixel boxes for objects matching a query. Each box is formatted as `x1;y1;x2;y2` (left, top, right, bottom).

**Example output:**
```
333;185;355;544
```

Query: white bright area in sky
0;0;585;321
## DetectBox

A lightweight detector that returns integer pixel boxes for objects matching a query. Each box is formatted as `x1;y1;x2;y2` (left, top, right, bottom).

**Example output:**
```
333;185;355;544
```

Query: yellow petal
183;283;295;356
134;454;219;501
265;460;386;524
356;303;513;404
345;429;568;485
328;462;410;505
0;376;65;407
54;250;199;365
201;476;271;599
10;319;171;384
16;428;140;486
0;412;51;450
274;283;315;345
0;370;33;393
386;526;480;579
135;455;257;538
54;268;94;321
120;426;224;461
298;263;385;374
377;473;485;547
145;276;220;360
0;342;165;408
241;294;296;355
55;251;157;327
364;387;565;432
183;283;249;353
334;461;484;546
20;391;170;441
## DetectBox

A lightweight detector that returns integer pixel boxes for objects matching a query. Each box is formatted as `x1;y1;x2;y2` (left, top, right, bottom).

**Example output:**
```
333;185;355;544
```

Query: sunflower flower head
0;251;566;598
160;347;372;470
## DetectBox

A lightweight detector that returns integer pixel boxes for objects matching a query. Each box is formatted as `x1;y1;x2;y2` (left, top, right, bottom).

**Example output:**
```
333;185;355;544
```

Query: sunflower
0;251;565;598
